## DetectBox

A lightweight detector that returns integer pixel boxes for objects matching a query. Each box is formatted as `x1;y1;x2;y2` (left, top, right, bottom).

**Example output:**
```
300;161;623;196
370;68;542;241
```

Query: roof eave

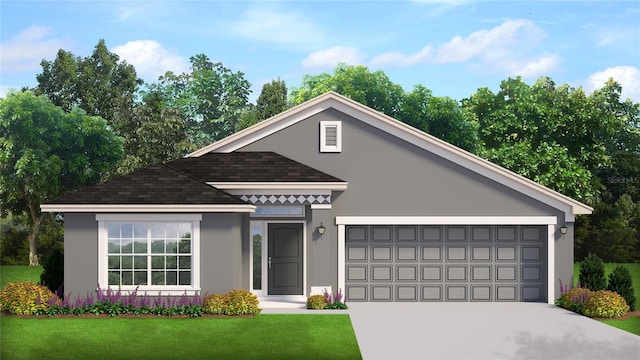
40;204;257;213
207;182;348;191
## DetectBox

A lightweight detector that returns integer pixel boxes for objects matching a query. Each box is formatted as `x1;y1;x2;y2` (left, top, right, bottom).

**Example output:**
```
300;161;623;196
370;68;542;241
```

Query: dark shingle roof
166;152;344;183
47;164;247;205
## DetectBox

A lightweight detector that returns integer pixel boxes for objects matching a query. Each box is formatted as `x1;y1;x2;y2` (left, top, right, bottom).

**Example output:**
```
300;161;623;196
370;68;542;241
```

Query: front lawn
573;262;640;336
0;315;362;360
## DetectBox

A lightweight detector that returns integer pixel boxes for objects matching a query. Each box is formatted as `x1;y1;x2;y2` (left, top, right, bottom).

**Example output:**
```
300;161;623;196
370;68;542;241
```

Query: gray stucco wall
64;213;98;297
63;212;246;297
239;108;575;301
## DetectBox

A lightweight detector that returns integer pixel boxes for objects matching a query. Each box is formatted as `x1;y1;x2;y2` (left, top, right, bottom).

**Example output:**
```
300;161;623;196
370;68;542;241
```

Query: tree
35;39;142;123
290;63;405;118
256;78;288;121
462;76;638;201
0;91;124;265
146;54;251;146
111;91;193;174
399;85;479;152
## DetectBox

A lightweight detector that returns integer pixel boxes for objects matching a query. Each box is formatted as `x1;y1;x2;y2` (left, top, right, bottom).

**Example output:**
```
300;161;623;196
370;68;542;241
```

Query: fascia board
41;204;256;213
208;182;348;191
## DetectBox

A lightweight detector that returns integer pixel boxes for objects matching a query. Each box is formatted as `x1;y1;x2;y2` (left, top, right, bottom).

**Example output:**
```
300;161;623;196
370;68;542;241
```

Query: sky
1;0;639;103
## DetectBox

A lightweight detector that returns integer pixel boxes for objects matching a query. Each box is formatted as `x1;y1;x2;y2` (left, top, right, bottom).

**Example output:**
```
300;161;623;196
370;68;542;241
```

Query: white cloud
511;54;562;78
112;40;189;81
0;25;68;73
436;19;543;63
302;47;366;69
586;66;640;103
370;46;433;67
228;7;325;48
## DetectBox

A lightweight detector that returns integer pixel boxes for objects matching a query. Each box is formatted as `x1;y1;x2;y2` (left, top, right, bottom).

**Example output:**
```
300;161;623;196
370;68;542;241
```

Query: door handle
268;257;272;269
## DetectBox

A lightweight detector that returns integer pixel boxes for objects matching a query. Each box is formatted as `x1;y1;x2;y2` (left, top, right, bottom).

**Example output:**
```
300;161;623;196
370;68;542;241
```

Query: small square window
320;121;342;152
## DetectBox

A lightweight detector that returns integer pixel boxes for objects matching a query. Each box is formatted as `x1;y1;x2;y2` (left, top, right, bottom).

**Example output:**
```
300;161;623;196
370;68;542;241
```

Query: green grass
0;265;43;289
573;262;640;336
0;315;362;360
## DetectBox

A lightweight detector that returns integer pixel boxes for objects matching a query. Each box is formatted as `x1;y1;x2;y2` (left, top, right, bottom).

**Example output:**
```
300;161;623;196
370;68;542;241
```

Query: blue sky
1;1;639;103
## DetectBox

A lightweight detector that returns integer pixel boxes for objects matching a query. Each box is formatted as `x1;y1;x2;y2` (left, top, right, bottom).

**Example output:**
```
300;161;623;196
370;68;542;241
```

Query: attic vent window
320;121;342;153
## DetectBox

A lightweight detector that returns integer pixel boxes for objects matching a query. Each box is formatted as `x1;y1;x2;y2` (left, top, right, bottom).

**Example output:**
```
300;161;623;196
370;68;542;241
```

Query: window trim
96;214;201;296
320;121;342;153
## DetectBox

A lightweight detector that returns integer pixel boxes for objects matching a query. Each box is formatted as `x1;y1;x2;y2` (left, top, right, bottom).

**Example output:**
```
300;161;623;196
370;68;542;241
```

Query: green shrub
306;294;328;309
202;294;228;315
579;253;606;291
40;248;64;296
224;290;260;316
0;281;60;315
607;265;636;311
558;287;592;314
582;290;629;318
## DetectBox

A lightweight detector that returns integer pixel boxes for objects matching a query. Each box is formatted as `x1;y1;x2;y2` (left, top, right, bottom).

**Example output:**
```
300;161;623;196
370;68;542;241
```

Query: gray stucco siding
240;108;559;217
64;213;99;297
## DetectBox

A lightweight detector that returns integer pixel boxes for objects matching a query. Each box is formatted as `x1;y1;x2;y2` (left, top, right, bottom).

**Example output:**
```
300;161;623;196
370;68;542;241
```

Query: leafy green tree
35;39;142;123
257;78;288;121
111;92;193;174
0;91;124;265
399;85;479;152
290;63;405;118
147;54;251;146
462;76;638;201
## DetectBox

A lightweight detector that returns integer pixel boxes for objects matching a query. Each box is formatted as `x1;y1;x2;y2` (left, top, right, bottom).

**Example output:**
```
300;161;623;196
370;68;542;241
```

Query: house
42;92;592;304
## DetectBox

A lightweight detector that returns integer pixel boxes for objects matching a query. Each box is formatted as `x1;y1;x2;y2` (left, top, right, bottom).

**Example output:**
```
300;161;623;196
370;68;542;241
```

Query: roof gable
189;91;592;220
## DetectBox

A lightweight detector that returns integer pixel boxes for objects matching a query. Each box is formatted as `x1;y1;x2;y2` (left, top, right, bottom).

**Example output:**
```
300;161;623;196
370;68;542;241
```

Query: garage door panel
446;227;467;241
446;265;467;281
421;285;443;301
471;227;491;242
397;246;418;261
421;226;442;242
347;246;367;261
347;286;367;301
346;226;367;241
446;285;468;301
397;226;418;242
372;226;392;242
446;246;467;261
345;225;546;302
372;285;393;301
371;265;393;281
396;265;418;282
496;286;517;301
497;227;517;242
471;285;492;301
397;285;418;301
496;246;517;261
421;265;442;281
471;246;491;261
347;265;367;281
422;246;442;261
372;246;392;261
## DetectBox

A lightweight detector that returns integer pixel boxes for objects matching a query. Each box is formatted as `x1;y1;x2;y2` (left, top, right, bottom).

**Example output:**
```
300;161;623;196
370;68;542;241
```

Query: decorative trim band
240;194;331;205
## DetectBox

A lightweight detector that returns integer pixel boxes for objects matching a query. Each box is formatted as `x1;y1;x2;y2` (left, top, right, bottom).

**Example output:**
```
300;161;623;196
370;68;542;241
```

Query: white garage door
345;225;546;302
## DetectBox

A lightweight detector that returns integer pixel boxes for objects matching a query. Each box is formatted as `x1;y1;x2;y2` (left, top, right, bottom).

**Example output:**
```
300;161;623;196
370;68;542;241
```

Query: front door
268;223;303;295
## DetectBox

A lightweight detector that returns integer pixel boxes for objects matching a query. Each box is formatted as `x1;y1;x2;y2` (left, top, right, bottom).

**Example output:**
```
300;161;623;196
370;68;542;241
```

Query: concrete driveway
347;302;640;360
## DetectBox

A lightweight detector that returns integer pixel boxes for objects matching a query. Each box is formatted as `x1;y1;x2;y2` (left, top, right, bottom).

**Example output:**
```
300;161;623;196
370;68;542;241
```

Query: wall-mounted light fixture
317;222;326;236
560;225;568;236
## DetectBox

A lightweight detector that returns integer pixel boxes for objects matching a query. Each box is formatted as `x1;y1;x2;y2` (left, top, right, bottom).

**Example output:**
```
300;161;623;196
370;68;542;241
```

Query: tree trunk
28;204;45;266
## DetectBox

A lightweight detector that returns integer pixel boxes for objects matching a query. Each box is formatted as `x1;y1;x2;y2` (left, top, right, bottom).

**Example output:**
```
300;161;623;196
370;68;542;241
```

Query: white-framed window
320;121;342;152
96;214;201;295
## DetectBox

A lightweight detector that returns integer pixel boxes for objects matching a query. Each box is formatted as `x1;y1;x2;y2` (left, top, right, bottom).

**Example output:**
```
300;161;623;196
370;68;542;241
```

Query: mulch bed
594;310;640;321
0;310;256;319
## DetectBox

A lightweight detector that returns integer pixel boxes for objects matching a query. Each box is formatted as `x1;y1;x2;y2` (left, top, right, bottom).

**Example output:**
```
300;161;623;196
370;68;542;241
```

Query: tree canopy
0;91;124;264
